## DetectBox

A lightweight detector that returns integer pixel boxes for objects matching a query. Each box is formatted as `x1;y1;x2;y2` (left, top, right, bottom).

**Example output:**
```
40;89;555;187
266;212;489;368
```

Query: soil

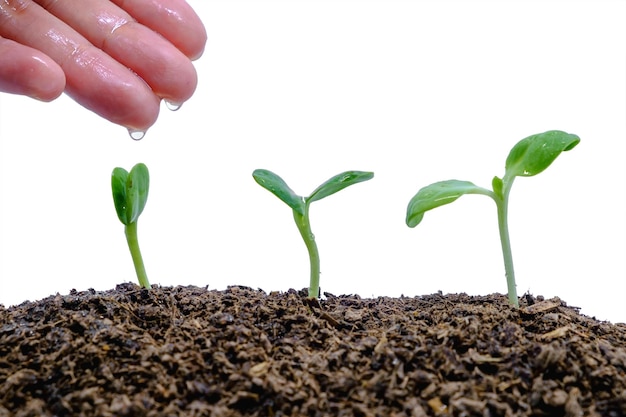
0;284;625;417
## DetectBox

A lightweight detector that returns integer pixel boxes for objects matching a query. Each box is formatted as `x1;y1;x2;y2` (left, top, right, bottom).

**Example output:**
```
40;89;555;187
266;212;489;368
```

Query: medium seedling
253;169;374;298
111;163;151;289
406;130;580;307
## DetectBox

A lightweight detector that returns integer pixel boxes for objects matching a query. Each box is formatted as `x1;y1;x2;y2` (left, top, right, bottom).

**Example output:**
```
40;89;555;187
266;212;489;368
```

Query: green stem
495;183;518;307
293;203;321;298
125;221;150;289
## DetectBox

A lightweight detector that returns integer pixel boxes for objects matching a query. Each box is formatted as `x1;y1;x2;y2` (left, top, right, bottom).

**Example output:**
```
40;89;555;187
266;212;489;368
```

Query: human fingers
36;0;199;106
110;0;207;60
1;0;160;130
0;36;65;101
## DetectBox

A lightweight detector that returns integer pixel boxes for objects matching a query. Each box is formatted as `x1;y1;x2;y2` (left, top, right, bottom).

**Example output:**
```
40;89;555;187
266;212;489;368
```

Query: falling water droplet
165;100;182;111
128;129;146;141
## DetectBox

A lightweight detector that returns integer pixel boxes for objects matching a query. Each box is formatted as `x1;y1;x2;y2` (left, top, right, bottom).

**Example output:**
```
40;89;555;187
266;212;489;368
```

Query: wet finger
35;0;199;104
1;0;160;129
0;36;65;101
111;0;207;60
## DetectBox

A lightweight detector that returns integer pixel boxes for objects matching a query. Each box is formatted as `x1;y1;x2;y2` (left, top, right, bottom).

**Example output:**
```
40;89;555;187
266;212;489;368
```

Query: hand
0;0;207;131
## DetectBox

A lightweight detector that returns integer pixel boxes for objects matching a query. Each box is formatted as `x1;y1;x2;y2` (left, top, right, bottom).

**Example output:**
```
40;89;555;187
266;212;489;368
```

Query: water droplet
165;100;182;111
128;129;146;141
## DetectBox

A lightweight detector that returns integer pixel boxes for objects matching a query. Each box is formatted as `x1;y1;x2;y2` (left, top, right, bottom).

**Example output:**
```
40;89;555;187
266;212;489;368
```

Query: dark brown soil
1;284;625;417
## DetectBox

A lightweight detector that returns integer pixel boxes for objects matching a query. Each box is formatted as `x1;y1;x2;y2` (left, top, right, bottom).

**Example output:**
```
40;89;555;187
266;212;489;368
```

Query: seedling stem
293;203;321;297
124;221;150;289
495;182;517;306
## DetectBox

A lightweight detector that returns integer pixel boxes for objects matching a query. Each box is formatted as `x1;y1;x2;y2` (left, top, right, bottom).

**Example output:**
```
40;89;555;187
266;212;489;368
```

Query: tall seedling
406;131;580;307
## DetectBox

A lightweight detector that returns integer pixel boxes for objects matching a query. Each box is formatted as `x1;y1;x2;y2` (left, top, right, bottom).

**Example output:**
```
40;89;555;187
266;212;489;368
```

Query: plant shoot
111;163;151;288
253;169;374;298
406;130;580;307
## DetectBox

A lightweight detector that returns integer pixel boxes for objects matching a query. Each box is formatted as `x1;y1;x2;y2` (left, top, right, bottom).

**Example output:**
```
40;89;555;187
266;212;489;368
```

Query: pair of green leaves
253;170;374;212
406;130;580;227
111;163;150;226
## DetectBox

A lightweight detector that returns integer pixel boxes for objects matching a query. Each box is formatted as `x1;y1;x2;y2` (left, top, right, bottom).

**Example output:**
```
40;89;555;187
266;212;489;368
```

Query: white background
1;1;625;323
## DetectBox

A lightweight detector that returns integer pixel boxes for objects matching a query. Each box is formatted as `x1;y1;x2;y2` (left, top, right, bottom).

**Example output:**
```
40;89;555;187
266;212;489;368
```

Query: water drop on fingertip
165;100;182;111
128;129;146;141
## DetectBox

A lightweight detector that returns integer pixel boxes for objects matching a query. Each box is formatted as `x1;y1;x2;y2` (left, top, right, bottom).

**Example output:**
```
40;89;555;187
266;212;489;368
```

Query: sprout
406;130;580;307
111;163;150;288
253;169;374;298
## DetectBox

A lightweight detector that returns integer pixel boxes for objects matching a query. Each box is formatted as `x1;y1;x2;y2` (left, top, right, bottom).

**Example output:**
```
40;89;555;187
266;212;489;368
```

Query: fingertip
186;22;207;61
64;60;161;132
119;83;162;132
28;56;66;102
0;39;66;101
105;23;199;106
112;0;208;60
126;99;161;132
162;58;198;105
107;90;161;132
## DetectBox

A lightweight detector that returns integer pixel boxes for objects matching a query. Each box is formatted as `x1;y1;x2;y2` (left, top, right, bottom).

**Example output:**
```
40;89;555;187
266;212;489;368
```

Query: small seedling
253;169;374;298
406;130;580;307
111;163;150;289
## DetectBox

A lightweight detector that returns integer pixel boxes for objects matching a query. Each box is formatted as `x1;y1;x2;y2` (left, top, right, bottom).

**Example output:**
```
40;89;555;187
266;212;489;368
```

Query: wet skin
0;0;207;130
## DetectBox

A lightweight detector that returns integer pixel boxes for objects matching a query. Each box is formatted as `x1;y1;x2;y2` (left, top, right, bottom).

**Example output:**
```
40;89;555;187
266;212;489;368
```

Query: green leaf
126;163;150;224
406;180;491;227
505;130;580;178
308;171;374;203
111;163;150;225
492;176;504;199
111;167;129;225
253;169;305;215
